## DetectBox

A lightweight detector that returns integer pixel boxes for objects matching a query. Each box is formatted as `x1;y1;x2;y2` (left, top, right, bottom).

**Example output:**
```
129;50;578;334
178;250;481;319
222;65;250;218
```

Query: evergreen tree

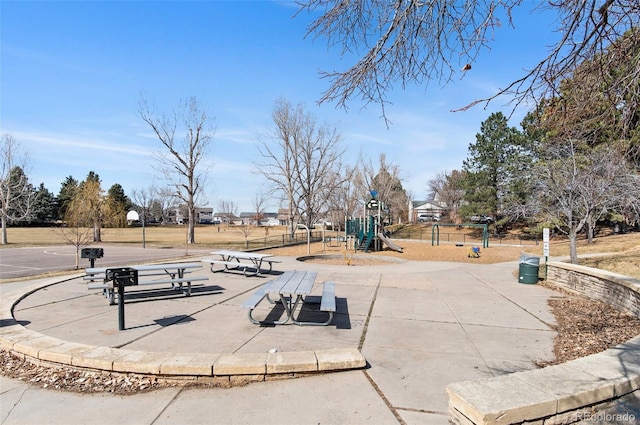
32;183;57;223
104;183;131;228
461;112;533;223
57;176;78;220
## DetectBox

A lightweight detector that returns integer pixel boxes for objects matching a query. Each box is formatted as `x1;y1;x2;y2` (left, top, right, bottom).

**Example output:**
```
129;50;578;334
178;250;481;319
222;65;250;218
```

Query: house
259;212;280;226
409;200;447;223
196;207;214;224
277;208;291;226
167;206;215;224
238;212;280;226
213;212;240;225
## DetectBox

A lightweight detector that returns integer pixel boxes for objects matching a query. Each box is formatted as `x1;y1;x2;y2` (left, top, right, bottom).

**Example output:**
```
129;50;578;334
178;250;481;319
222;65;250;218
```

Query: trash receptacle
518;255;540;284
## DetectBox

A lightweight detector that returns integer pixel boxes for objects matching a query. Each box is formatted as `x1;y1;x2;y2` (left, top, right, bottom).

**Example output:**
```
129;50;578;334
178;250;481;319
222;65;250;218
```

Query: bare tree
298;1;640;123
217;199;238;224
252;194;266;224
130;186;154;225
58;184;100;269
130;185;176;224
255;98;347;235
538;28;640;163
617;173;640;229
532;140;637;263
155;186;179;223
139;96;214;244
355;154;409;223
236;225;256;249
325;164;357;230
1;135;37;244
428;169;466;222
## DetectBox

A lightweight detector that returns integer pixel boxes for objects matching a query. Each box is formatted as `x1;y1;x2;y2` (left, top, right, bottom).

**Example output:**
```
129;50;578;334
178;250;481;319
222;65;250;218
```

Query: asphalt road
0;245;212;281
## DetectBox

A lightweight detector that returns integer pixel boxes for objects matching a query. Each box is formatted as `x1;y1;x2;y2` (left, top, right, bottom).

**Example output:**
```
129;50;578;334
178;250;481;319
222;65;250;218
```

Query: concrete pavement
1;249;560;425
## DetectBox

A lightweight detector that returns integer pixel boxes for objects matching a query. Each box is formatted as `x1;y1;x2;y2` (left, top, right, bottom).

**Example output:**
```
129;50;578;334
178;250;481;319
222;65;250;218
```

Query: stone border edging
0;278;366;384
446;262;640;424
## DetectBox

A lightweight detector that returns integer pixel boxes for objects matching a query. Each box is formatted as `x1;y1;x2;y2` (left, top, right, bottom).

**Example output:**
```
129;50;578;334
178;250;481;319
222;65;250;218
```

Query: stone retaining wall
447;261;640;425
546;261;640;317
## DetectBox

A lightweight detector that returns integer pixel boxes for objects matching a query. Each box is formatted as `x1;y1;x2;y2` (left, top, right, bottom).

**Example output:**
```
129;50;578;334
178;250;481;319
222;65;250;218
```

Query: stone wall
546;261;640;317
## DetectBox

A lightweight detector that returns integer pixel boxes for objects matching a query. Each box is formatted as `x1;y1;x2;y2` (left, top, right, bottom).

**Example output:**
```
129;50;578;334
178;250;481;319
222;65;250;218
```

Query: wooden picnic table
202;250;280;277
242;270;336;326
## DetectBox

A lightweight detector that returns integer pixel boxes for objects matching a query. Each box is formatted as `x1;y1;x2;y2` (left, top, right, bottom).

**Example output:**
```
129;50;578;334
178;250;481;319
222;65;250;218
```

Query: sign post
543;228;550;279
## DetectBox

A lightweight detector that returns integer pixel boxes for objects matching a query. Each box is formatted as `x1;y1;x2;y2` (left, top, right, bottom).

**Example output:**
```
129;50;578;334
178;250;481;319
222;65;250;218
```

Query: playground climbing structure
345;191;402;252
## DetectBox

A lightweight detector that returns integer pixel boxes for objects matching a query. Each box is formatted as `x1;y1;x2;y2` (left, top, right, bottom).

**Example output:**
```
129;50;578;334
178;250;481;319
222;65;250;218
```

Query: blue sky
1;1;556;213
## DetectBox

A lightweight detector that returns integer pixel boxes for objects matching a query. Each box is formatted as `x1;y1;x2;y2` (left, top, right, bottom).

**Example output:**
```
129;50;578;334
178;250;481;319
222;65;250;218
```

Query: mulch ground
537;282;640;367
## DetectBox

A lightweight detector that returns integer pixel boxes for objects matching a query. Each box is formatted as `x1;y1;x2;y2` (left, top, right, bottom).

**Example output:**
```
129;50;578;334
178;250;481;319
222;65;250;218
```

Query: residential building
409;200;447;223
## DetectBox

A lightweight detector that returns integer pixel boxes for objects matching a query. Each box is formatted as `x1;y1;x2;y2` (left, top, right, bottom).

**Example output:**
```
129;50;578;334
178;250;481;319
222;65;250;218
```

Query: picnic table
201;250;280;277
84;262;208;305
242;270;336;326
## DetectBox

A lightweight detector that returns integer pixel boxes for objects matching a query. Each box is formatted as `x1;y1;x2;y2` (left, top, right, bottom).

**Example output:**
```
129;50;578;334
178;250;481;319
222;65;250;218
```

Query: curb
0;278;366;383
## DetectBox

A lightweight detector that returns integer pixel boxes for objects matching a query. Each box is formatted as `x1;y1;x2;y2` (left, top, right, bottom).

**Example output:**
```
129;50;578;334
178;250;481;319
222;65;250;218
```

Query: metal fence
224;229;539;251
233;231;324;251
390;229;541;247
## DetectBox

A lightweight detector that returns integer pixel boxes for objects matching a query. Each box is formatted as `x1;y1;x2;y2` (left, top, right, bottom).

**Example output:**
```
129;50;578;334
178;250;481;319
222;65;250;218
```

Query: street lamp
297;223;311;255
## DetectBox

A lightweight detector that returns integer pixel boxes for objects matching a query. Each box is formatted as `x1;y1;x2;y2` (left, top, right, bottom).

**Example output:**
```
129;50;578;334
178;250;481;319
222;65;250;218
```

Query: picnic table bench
84;262;208;305
201;250;281;277
242;270;336;326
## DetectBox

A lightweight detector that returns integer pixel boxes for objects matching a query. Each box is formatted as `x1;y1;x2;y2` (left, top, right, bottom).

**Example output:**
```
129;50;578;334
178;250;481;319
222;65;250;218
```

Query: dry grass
549;231;640;255
2;226;639;278
548;232;640;278
0;225;278;247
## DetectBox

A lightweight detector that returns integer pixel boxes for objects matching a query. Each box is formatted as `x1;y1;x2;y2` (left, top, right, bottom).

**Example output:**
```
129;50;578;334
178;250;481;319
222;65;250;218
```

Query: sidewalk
1;252;559;425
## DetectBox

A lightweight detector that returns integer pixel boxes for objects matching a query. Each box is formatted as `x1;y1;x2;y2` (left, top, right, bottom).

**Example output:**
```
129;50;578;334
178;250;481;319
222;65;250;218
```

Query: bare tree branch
255;98;346;234
298;0;640;122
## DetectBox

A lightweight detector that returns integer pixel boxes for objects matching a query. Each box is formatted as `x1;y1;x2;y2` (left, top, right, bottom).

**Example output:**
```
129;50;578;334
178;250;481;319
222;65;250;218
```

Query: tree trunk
568;228;579;264
93;225;101;242
586;216;597;244
187;207;195;244
1;216;7;244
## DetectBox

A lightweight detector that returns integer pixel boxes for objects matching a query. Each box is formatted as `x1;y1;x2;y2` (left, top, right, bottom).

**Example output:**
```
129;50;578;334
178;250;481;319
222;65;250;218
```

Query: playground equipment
345;192;402;253
345;215;377;252
377;232;403;252
431;223;490;248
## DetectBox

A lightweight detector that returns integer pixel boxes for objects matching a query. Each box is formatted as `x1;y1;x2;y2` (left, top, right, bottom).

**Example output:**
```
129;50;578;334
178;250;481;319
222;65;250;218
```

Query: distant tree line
4;26;637;259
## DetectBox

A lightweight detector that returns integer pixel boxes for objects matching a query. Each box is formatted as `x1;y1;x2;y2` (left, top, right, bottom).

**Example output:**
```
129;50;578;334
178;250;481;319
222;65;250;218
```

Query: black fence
219;231;325;251
222;229;539;251
389;228;540;246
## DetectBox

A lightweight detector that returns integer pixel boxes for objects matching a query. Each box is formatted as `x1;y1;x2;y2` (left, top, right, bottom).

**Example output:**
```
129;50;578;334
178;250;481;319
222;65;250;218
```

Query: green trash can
518;255;540;284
